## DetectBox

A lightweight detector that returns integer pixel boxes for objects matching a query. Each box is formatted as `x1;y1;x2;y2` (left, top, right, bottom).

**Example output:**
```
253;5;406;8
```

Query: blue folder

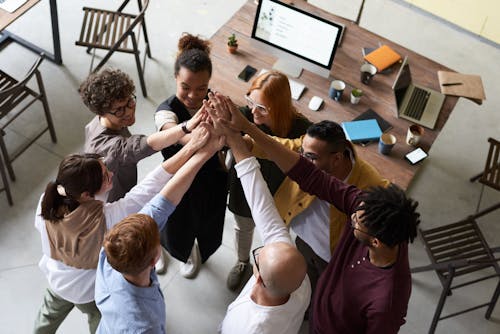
341;119;382;143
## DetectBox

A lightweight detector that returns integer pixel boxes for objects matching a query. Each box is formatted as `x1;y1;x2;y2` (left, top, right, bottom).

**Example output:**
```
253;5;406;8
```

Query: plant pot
350;93;361;104
228;45;238;54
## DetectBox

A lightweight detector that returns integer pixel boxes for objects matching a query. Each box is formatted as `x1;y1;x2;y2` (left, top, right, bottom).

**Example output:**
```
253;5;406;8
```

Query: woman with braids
33;128;209;333
226;70;311;291
154;33;228;278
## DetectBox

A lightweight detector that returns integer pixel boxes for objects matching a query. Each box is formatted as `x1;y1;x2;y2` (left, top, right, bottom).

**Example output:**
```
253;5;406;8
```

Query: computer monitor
251;0;343;78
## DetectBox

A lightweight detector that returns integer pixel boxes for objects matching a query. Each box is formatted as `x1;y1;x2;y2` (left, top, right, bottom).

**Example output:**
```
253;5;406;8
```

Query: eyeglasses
252;246;266;287
108;95;136;117
298;147;338;162
245;95;269;115
299;147;320;162
350;211;376;238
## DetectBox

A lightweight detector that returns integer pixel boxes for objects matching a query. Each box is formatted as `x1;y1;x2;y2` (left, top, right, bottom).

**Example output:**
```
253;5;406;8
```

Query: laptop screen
392;56;412;109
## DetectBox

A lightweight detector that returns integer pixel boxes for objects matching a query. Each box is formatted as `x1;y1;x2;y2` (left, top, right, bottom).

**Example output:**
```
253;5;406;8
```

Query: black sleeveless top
155;95;228;262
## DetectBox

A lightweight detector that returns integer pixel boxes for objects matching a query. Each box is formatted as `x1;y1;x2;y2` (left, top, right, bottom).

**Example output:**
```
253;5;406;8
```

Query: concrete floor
0;0;499;333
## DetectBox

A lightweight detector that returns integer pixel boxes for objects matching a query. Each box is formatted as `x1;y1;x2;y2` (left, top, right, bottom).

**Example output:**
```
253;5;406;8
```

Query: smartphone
405;148;428;165
238;65;257;82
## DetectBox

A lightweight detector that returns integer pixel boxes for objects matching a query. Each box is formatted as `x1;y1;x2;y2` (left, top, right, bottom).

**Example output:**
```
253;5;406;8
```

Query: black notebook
351;109;392;146
352;109;392;133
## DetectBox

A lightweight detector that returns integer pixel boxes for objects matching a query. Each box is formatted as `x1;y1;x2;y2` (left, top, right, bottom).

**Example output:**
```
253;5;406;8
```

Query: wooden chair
470;138;500;212
75;0;152;97
0;145;13;206
0;54;57;189
411;202;500;333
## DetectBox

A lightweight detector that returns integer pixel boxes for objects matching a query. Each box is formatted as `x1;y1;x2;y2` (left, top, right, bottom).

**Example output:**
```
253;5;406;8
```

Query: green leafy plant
228;34;238;47
351;88;363;97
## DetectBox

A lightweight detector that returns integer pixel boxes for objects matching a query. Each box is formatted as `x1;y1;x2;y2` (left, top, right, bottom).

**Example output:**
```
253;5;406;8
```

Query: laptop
391;56;445;129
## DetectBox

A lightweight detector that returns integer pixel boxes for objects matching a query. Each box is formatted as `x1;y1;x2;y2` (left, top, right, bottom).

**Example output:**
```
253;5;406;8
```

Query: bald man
218;115;311;334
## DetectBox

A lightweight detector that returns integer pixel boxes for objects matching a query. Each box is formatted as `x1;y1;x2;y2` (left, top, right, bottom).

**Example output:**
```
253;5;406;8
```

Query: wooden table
208;0;458;190
0;0;61;64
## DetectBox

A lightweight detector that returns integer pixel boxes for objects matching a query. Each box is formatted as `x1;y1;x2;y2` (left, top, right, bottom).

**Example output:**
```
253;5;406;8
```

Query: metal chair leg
131;33;147;97
429;266;455;334
0;132;15;181
0;150;13;205
35;71;57;143
485;280;500;319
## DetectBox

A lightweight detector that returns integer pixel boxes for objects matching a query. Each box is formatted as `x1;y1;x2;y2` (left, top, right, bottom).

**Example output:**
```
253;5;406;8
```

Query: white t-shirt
220;275;311;334
220;157;311;334
35;165;172;304
291;198;331;261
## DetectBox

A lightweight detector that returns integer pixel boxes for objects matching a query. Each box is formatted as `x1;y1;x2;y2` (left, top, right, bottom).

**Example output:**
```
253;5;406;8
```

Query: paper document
0;0;28;13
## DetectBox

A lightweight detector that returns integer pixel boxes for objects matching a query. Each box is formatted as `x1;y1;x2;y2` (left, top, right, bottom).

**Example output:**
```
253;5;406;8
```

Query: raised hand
186;103;209;132
199;122;225;155
185;123;210;152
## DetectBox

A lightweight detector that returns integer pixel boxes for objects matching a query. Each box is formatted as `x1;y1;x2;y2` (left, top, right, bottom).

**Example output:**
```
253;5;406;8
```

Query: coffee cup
360;63;377;85
329;80;345;102
406;124;424;146
378;133;397;155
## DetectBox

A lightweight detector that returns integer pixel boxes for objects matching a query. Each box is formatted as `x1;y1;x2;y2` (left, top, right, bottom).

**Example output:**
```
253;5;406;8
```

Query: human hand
209;92;251;133
199;122;225;155
185;123;210;152
186;104;209;131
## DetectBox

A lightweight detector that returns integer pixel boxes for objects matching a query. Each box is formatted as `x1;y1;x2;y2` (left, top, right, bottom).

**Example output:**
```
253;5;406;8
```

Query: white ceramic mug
406;124;424;146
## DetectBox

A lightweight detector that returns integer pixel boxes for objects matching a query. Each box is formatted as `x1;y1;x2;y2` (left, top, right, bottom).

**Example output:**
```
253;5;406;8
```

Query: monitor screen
251;0;343;70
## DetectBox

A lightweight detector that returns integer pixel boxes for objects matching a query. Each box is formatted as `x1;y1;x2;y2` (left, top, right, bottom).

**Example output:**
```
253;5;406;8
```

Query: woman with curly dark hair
80;68;206;274
154;33;228;279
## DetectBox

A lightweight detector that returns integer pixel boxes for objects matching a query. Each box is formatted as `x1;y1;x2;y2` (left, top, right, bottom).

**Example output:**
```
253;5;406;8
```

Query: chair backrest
0;55;44;120
480;137;500;191
78;0;149;52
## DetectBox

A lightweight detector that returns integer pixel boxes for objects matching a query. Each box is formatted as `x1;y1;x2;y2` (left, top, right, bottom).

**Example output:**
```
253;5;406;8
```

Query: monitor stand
272;58;303;78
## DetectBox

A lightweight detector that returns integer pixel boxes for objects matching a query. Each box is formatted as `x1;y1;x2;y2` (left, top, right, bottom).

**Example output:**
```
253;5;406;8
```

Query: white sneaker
180;242;201;279
155;247;168;275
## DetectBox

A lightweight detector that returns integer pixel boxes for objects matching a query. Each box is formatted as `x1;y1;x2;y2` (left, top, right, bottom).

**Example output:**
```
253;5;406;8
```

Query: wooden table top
208;0;458;190
0;0;40;31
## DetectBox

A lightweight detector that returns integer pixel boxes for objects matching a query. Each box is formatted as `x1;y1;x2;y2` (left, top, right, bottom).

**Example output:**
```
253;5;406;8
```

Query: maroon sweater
287;156;411;334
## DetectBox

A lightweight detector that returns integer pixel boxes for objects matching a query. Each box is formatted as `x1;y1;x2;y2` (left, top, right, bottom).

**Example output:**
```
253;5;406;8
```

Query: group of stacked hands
33;33;420;334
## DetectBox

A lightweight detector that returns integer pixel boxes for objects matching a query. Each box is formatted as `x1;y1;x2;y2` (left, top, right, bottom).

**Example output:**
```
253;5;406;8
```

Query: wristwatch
181;121;191;134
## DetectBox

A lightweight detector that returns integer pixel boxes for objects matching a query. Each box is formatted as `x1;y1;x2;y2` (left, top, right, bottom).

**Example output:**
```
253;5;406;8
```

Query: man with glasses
250;120;388;306
210;92;420;334
80;68;205;274
215;96;311;334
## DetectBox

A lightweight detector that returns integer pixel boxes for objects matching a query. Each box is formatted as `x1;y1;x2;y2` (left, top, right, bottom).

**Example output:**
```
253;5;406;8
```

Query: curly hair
174;33;212;77
306;120;354;158
358;184;420;247
79;68;135;115
104;213;160;275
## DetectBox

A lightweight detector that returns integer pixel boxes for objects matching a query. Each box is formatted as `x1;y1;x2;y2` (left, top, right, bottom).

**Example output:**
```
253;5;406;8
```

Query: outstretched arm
208;92;300;173
161;127;224;206
149;104;208;149
206;100;291;245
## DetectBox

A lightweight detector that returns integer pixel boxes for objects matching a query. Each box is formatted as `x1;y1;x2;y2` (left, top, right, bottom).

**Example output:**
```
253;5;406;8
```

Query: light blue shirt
95;194;175;334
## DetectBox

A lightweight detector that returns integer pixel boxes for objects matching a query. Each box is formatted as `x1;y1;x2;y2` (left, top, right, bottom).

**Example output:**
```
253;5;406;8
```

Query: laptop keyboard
403;87;430;120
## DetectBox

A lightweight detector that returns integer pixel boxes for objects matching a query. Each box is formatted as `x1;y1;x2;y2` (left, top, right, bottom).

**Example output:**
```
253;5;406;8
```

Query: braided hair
357;184;420;247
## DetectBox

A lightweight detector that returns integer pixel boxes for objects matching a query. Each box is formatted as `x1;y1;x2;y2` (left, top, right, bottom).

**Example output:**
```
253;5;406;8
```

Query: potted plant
227;34;238;54
350;88;363;104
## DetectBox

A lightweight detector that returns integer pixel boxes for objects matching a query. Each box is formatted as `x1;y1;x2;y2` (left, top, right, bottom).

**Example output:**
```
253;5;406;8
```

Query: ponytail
40;153;103;222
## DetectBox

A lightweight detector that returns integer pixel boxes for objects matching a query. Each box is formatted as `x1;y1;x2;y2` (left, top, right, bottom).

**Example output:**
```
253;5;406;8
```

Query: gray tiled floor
1;0;499;333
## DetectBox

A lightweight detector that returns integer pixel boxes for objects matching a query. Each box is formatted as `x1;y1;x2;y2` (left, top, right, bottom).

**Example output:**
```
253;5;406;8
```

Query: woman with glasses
153;33;229;279
33;129;209;333
226;70;311;291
